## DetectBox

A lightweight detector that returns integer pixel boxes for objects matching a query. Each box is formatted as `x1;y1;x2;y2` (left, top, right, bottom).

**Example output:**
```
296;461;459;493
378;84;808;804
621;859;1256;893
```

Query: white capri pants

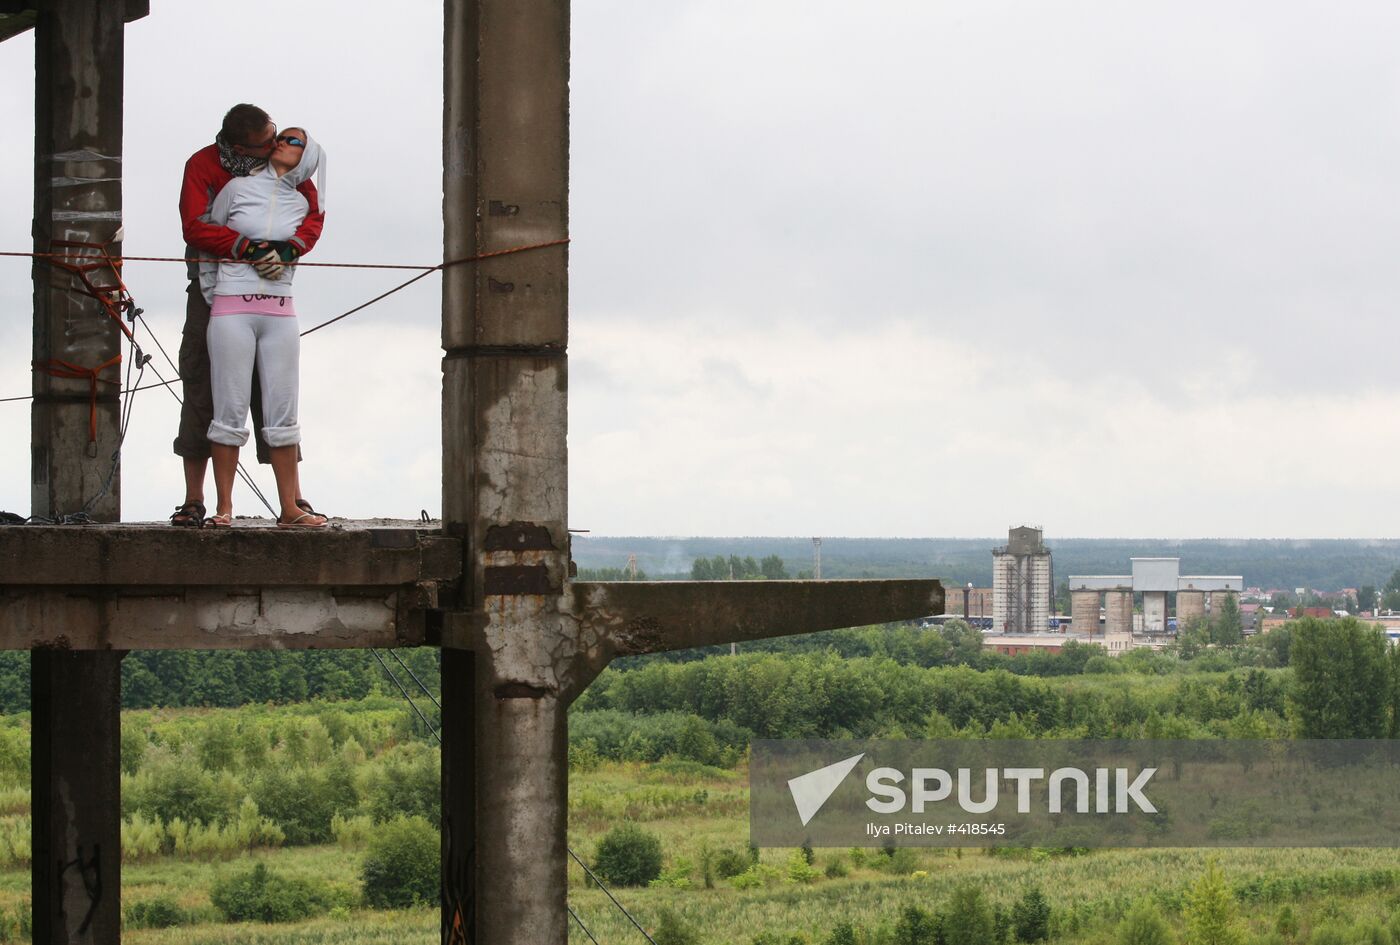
206;314;301;447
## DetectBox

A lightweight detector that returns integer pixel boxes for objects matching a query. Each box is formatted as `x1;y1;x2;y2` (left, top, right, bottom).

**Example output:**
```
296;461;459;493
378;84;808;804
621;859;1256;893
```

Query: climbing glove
240;240;285;280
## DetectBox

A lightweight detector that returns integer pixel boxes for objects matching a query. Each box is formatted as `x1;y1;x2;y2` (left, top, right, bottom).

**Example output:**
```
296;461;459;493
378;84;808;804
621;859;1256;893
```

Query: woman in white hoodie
203;128;327;528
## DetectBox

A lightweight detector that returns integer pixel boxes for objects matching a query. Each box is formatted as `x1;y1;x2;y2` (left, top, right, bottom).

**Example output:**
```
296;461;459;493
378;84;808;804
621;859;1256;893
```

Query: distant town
936;525;1400;657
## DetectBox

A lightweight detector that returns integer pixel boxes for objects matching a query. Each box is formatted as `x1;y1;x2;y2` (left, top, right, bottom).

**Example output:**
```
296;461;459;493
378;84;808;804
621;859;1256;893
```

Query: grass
0;701;1393;943
86;762;1400;943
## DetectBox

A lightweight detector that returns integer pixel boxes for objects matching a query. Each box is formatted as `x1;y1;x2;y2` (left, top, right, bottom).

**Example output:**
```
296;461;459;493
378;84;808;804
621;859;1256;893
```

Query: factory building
991;526;1053;634
1068;558;1243;635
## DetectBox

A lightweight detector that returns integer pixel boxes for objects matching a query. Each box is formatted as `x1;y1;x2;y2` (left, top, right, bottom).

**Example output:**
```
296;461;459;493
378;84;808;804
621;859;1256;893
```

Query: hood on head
282;131;326;210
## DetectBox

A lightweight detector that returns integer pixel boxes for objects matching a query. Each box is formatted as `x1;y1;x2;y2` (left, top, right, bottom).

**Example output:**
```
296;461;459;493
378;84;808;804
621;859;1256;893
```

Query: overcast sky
2;2;1399;538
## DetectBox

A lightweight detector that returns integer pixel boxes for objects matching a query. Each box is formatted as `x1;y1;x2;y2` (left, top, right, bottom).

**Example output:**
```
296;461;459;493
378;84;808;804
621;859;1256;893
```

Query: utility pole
813;537;822;580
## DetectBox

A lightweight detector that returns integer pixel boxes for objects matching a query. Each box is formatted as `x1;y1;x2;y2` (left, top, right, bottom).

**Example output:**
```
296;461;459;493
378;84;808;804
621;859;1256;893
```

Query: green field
0;617;1393;944
0;737;1395;943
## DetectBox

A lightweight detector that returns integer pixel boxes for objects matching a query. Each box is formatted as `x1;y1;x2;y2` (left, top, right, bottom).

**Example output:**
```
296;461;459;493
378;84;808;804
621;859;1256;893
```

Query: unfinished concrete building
992;526;1053;633
0;3;945;942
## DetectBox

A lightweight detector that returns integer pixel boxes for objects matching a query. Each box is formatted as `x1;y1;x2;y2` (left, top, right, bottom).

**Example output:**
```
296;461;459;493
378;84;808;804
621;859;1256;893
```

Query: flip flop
277;511;328;529
296;498;325;516
205;512;232;529
170;501;206;527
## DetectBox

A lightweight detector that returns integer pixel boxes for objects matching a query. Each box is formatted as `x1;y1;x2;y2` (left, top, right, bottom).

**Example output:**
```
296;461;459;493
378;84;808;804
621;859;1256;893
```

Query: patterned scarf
215;132;267;177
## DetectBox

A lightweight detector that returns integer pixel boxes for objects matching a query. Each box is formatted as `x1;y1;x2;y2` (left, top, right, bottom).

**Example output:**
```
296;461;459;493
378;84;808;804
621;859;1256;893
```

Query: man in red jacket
171;103;324;526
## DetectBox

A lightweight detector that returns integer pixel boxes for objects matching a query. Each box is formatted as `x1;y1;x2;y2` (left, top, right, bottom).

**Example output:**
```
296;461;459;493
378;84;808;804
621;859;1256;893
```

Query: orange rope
32;355;122;442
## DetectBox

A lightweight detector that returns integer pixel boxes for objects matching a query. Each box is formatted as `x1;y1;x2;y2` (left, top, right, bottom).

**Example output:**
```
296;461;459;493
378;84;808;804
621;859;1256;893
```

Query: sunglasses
276;135;306;148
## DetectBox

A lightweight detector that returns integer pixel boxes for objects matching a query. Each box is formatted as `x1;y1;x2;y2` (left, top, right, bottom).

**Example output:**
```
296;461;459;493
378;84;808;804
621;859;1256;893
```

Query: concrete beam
0;586;429;650
574;579;945;656
0;522;461;587
0;1;146;43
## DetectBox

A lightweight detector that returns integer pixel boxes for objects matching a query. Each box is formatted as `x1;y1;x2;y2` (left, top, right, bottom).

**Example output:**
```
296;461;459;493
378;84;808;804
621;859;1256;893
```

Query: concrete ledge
0;520;461;587
576;579;945;655
0;585;426;650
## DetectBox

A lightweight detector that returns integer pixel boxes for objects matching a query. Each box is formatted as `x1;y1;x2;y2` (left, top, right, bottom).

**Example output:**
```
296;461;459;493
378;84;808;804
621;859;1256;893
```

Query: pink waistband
211;294;297;317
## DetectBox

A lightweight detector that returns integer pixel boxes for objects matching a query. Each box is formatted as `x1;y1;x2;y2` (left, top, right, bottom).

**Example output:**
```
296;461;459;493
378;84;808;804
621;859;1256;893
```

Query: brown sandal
170;501;205;527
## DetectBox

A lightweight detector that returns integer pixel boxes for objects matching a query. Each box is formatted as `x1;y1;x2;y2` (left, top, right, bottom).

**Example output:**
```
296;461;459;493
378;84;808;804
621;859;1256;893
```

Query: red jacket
180;143;324;271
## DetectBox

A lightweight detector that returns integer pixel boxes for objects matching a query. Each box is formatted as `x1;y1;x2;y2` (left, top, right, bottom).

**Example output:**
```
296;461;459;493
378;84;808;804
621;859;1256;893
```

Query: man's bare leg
182;455;208;506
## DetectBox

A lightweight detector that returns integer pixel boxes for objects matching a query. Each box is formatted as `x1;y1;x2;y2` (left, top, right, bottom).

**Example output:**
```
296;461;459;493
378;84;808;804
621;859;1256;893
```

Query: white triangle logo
787;753;865;827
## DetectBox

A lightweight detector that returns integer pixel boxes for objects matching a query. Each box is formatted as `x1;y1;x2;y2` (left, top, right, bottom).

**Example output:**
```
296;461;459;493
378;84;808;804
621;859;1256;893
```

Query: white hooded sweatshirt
200;132;325;303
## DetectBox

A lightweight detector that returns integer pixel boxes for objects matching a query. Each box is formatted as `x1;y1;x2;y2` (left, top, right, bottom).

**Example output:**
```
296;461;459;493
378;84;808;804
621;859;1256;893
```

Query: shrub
0;816;29;869
121;813;165;863
362;744;440;826
943;885;995;945
649;857;695;890
569;739;601;772
1012;886;1050;942
119;726;146;776
209;862;328;923
198;715;239;771
129;758;235;826
0;903;30;942
895;904;939;945
1116;900;1172;945
124;895;185;929
361;815;440;909
826;923;858;945
251;762;355;846
1347;921;1392;945
1307;927;1346;945
593;824;663;887
731;864;781;890
332;813;375;849
823;857;849;879
786;849;820;884
1184;861;1244;945
878;847;920;876
713;847;751;879
654;908;700;945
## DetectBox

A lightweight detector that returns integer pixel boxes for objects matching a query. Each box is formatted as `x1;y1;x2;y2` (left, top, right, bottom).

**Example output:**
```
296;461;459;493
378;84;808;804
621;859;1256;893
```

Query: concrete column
442;0;573;941
440;648;474;941
1177;590;1206;628
1071;590;1100;637
32;652;122;944
30;4;130;942
31;0;128;521
1104;589;1134;635
1142;591;1167;633
1211;591;1238;615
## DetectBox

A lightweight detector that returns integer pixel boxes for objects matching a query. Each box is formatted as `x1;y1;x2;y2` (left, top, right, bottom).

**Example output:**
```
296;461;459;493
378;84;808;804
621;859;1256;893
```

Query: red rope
32;354;123;442
0;237;570;272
